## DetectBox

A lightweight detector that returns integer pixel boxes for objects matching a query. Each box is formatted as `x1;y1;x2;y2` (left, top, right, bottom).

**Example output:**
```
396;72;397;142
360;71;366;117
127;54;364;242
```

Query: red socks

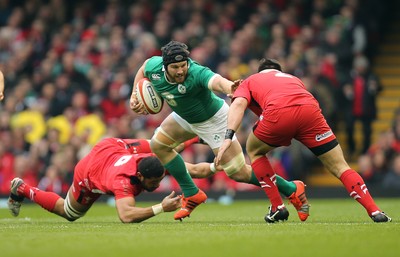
251;156;283;211
340;169;380;215
18;183;61;212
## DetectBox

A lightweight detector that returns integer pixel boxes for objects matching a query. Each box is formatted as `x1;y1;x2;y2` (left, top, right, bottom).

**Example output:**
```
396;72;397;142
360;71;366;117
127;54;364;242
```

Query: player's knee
65;216;79;222
64;194;86;222
228;171;250;183
151;127;180;152
221;152;246;177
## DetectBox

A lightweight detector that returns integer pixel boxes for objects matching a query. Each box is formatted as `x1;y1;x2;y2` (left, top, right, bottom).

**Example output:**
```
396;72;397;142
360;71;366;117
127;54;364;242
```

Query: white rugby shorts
172;102;237;149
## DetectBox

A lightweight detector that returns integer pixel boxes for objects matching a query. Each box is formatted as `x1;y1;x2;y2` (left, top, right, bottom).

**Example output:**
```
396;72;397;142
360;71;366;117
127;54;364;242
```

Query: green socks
164;154;198;197
165;156;297;198
276;175;297;197
249;172;261;186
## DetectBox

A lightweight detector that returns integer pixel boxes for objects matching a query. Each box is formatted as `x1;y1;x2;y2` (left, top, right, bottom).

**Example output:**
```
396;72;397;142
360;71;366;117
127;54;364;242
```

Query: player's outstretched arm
209;74;234;95
216;97;248;165
185;162;214;178
115;191;181;223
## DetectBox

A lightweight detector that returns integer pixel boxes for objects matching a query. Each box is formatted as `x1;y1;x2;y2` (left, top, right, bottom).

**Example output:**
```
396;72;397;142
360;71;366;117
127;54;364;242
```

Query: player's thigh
66;186;91;214
295;105;336;149
317;144;350;177
153;114;195;148
66;177;100;214
246;131;275;160
191;103;235;149
213;139;242;164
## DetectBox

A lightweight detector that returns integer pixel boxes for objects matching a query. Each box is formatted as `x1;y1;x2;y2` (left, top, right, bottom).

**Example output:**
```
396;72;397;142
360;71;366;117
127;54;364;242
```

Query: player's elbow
233;97;249;108
119;214;143;223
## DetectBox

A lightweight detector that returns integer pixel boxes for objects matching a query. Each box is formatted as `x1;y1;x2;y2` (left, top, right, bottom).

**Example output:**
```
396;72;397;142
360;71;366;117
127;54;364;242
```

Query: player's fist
129;91;148;115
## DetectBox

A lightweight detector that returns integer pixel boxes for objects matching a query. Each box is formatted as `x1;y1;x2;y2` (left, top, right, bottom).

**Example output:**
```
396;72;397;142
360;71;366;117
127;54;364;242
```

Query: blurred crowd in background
0;0;399;197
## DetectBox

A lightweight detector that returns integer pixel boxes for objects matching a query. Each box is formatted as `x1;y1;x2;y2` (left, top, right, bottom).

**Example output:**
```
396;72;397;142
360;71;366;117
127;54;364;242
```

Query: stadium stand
0;0;399;199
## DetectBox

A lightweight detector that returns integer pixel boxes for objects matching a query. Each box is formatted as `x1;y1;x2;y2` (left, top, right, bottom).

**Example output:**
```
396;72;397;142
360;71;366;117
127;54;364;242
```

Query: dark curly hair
258;58;282;72
137;156;165;178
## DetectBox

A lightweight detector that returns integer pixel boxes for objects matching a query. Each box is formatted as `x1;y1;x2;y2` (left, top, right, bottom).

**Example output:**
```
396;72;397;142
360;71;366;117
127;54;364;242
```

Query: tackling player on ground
7;138;181;223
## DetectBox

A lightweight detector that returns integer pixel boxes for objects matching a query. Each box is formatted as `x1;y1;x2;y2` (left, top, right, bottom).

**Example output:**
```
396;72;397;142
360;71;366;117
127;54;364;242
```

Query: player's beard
166;70;186;84
174;73;186;83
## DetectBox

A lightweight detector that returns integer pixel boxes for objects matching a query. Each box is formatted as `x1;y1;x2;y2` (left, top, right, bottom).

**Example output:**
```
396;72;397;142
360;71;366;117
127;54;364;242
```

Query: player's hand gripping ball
135;78;164;114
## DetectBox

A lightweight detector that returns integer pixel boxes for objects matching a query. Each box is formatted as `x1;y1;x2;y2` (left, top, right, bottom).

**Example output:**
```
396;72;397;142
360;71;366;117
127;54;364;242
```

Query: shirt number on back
114;155;133;166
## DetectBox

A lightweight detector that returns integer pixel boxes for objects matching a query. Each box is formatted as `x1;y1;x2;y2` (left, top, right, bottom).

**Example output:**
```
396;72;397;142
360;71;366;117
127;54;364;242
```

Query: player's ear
136;172;144;181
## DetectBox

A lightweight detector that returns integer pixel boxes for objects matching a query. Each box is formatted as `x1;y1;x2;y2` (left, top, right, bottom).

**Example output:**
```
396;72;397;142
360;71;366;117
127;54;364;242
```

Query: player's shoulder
144;57;164;82
145;56;163;70
187;58;215;82
188;58;210;71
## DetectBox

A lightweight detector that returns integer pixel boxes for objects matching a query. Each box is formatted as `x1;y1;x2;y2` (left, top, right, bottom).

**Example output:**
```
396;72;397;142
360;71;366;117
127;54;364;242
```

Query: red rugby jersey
75;138;154;199
233;69;319;114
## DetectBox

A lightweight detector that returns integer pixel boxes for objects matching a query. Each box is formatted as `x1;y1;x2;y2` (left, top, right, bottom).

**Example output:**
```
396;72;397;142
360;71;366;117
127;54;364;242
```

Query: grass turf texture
0;198;398;257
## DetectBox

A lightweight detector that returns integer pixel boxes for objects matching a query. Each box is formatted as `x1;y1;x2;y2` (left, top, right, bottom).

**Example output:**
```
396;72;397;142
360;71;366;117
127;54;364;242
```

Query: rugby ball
135;78;164;114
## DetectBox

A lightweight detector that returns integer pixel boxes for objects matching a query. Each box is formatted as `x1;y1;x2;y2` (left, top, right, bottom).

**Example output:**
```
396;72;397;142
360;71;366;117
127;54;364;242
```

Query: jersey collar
259;69;279;74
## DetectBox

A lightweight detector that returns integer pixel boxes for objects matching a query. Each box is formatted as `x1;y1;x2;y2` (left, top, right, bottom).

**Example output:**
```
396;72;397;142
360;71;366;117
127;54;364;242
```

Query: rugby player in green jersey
130;41;309;221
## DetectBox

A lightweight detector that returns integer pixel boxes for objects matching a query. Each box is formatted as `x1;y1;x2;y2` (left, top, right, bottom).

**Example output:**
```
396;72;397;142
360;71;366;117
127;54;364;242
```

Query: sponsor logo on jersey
152;74;161;80
178;84;186;94
315;130;333;142
259;115;264;121
91;189;106;194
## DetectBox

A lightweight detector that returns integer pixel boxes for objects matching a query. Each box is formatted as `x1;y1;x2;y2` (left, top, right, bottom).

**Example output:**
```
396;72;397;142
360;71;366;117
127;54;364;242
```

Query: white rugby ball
135;78;164;114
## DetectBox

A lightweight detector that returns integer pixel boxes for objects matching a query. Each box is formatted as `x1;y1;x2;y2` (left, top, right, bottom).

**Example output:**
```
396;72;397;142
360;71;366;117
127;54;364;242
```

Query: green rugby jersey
144;56;224;123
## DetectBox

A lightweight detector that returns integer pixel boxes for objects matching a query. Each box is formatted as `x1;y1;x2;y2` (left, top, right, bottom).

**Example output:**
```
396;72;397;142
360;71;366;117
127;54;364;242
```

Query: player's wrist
152;203;164;215
225;129;235;140
210;163;217;173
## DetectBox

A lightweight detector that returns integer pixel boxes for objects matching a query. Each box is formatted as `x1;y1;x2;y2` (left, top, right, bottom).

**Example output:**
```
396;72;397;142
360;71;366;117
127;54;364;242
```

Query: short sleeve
232;79;251;105
112;175;134;200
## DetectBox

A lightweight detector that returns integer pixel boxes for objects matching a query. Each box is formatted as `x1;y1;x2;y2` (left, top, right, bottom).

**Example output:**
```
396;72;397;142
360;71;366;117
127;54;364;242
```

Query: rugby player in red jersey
216;58;391;223
7;138;181;223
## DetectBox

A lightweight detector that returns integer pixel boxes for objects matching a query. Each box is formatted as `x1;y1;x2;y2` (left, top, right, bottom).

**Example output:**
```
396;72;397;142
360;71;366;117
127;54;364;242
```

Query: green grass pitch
1;198;399;257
